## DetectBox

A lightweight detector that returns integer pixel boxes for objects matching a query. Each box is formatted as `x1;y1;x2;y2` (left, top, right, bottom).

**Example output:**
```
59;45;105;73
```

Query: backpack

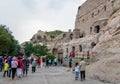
17;61;21;68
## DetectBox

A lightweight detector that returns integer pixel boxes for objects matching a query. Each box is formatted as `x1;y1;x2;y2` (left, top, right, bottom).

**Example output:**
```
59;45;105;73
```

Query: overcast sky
0;0;86;44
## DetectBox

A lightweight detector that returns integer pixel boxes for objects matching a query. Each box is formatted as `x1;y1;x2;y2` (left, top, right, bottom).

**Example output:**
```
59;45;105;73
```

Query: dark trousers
3;71;8;77
54;62;57;66
80;71;85;80
12;68;17;79
0;63;3;72
32;67;36;73
8;68;11;77
69;62;72;68
23;68;28;75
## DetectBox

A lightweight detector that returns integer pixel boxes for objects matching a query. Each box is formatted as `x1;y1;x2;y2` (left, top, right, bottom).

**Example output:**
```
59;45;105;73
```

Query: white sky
0;0;86;44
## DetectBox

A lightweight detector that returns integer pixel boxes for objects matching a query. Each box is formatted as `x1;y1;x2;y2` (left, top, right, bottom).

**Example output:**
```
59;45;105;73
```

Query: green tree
24;43;33;57
0;25;12;52
0;25;20;56
33;44;49;56
3;40;20;56
6;40;20;56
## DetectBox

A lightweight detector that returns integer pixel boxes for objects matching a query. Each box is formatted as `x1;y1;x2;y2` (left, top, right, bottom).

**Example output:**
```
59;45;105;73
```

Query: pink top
11;61;18;68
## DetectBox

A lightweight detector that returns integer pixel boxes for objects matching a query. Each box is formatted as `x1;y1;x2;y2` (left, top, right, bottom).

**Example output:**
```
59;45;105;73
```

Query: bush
45;53;55;60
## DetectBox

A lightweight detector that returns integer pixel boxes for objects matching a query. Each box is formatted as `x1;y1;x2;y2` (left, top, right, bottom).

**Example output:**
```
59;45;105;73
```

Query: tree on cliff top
46;30;64;38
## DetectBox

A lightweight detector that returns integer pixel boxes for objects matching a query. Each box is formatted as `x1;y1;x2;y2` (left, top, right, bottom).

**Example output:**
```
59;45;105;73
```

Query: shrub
45;53;55;60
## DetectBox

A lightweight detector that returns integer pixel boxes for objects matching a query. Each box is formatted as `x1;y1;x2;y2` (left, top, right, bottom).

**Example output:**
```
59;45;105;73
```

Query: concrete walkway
0;67;110;84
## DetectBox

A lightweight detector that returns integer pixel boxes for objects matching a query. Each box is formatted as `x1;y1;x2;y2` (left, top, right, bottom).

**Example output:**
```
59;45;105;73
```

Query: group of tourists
0;54;87;82
0;55;63;78
0;56;29;79
44;58;62;67
68;50;87;81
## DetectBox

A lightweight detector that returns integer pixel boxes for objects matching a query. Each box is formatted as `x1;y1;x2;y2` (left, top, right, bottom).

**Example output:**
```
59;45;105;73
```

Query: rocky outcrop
75;0;120;36
61;0;120;84
30;30;51;44
86;9;120;84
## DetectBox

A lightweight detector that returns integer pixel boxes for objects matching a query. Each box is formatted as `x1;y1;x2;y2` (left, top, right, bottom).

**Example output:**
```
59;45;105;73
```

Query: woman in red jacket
17;57;24;78
37;57;41;68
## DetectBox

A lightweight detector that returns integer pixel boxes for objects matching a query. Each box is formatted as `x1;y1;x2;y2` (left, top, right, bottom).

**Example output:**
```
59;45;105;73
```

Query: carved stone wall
75;0;120;36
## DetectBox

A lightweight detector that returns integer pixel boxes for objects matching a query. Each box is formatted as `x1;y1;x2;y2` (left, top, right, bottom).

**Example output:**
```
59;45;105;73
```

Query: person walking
11;57;18;79
42;57;46;67
37;57;41;68
3;61;9;77
69;57;72;69
0;56;3;72
48;59;52;66
32;59;37;73
74;62;79;80
79;58;86;81
23;57;29;76
54;58;57;66
17;57;24;78
8;56;12;77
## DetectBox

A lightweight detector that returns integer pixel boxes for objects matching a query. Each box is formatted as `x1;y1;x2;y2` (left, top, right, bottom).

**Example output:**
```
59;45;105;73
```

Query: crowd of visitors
0;55;87;82
0;55;63;80
0;56;30;79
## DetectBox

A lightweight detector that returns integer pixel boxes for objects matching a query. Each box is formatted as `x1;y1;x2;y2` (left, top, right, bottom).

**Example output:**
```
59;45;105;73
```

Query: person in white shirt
11;57;18;79
79;58;86;81
74;62;79;80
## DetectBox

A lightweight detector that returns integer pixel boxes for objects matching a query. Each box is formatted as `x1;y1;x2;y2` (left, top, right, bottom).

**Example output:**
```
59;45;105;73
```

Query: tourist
46;58;49;67
69;57;72;69
11;57;18;79
7;56;12;77
74;62;79;80
0;56;3;72
54;58;57;66
48;59;52;66
57;58;61;66
42;57;46;67
37;57;41;68
69;51;75;58
17;57;24;78
23;57;29;76
3;61;9;77
79;58;86;81
32;59;37;73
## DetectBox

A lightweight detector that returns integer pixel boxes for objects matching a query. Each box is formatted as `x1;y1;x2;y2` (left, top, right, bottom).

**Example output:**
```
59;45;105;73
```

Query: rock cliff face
62;0;120;83
74;0;120;37
29;30;73;57
86;9;120;84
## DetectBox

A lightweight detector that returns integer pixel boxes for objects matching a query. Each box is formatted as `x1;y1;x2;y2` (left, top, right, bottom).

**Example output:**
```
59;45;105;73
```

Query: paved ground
0;67;110;84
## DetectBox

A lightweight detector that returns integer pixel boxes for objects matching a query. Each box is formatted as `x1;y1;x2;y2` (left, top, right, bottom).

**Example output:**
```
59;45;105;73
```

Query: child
3;61;9;77
74;62;79;80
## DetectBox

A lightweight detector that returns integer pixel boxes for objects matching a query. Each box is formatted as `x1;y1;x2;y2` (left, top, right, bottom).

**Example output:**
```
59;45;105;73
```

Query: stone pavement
0;67;110;84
